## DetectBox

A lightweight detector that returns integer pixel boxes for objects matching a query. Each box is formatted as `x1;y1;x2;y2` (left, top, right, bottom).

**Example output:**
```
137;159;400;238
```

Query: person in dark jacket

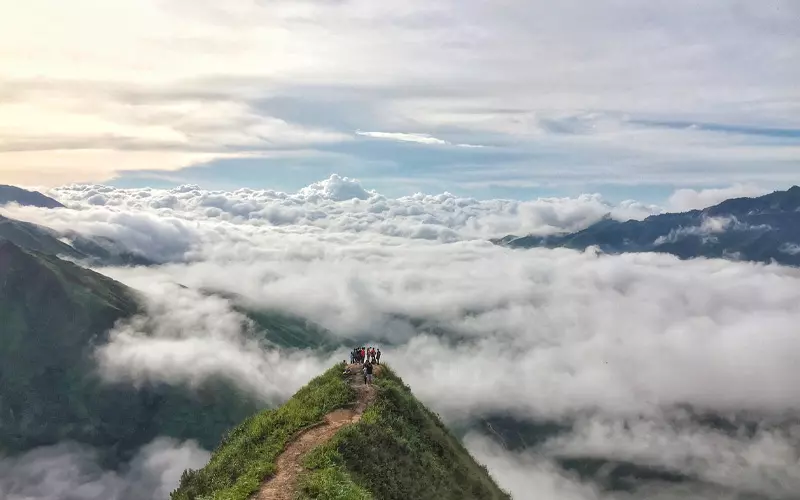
363;360;374;384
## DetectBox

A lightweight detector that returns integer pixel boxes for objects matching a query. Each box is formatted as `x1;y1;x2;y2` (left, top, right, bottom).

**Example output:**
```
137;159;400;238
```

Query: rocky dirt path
254;363;381;500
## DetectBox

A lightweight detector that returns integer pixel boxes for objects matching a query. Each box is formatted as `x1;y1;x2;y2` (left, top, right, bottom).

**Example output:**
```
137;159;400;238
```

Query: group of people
350;346;380;365
348;346;381;385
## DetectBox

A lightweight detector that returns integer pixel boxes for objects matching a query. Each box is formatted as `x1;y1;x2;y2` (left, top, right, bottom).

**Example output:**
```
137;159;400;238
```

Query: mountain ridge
0;212;156;267
172;363;510;500
0;184;65;209
0;239;262;463
495;186;800;266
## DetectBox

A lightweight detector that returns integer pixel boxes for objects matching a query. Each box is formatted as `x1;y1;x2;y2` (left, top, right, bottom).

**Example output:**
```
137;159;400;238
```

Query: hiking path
253;363;381;500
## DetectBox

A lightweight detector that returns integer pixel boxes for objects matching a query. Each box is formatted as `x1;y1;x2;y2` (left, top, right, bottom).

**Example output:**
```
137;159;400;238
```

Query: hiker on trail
363;359;374;385
371;347;376;363
376;348;381;365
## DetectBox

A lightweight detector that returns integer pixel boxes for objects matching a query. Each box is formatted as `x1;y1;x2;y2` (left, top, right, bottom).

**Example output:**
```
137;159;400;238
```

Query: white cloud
297;173;374;201
779;243;800;255
1;0;797;185
543;416;800;497
92;278;334;404
5;179;800;498
0;177;661;264
668;183;771;212
355;130;484;148
653;215;772;246
0;438;209;500
465;433;604;500
356;130;449;145
466;426;800;500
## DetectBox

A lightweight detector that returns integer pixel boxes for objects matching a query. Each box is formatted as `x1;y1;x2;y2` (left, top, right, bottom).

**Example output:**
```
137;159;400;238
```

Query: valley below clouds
1;176;799;499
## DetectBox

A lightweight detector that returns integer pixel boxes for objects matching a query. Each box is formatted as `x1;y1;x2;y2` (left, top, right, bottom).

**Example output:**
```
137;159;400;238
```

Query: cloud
92;277;334;404
297;173;374;201
2;0;798;187
668;184;771;211
779;243;800;256
356;130;449;145
653;215;771;246
355;130;484;148
465;427;800;500
0;177;661;265
5;179;800;498
465;433;604;500
0;87;350;185
542;416;800;498
0;438;209;500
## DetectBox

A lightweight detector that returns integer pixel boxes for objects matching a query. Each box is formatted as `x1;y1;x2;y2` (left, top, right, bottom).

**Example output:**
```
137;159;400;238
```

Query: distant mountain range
0;184;65;209
494;186;800;266
0;185;156;266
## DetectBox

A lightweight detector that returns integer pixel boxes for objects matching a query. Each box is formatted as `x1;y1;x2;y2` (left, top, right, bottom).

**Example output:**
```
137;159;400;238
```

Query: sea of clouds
0;176;797;499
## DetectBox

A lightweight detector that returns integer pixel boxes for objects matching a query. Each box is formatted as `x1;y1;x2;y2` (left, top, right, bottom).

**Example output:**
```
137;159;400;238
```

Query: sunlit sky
1;0;798;201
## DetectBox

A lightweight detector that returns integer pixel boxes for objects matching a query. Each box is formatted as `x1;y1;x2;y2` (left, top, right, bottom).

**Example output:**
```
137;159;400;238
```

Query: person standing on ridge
376;348;381;365
363;359;374;385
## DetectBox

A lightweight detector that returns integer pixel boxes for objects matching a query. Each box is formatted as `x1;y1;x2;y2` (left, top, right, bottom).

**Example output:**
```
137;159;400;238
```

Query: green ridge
171;365;355;500
0;240;261;463
171;365;510;500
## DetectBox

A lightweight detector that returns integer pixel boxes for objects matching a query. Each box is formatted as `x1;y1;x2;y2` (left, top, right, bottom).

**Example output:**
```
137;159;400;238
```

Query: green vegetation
0;240;260;463
171;364;355;500
298;366;510;500
173;361;509;500
0;214;85;259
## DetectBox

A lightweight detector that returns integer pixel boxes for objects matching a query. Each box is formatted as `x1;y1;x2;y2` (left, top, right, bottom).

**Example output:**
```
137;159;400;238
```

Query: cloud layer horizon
1;177;799;499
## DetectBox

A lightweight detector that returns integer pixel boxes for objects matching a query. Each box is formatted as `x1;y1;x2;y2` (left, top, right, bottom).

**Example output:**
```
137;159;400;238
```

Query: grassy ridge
298;366;511;500
0;241;263;464
172;364;510;500
171;364;355;500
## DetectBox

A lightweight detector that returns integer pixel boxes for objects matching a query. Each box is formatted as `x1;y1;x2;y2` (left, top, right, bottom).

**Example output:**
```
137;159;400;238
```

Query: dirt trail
254;363;381;500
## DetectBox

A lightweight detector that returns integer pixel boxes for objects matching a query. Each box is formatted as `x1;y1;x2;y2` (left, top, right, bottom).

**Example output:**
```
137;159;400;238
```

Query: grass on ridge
171;364;355;500
298;365;510;500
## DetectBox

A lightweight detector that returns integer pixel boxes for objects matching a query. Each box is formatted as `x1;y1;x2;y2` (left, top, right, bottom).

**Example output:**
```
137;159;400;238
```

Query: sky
2;0;799;201
2;180;800;498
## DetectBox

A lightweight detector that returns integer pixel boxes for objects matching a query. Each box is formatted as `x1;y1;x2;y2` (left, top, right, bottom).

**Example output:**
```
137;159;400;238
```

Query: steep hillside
0;212;156;266
0;240;260;462
172;363;510;500
0;214;86;259
496;186;800;266
0;184;65;208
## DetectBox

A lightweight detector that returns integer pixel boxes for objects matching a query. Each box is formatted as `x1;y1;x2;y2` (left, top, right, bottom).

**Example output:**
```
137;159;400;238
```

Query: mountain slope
0;184;65;208
496;186;800;266
0;240;260;463
0;214;86;259
0;212;156;266
172;364;510;500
